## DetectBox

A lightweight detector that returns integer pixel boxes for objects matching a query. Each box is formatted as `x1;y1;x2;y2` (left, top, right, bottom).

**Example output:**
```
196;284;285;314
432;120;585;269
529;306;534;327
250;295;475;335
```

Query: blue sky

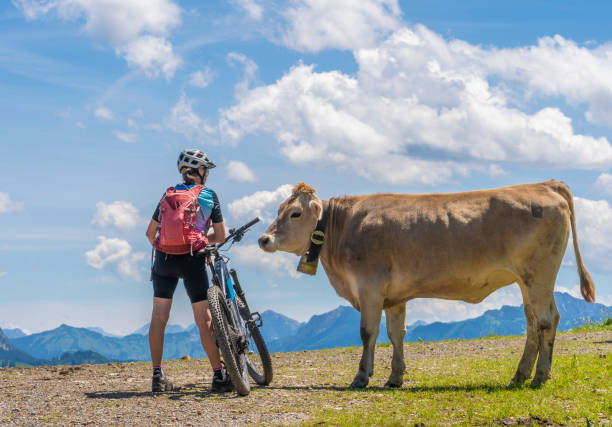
2;0;612;335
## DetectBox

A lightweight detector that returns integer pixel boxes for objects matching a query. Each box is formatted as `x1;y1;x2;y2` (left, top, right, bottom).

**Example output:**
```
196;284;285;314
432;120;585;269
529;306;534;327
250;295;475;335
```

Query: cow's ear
309;200;322;220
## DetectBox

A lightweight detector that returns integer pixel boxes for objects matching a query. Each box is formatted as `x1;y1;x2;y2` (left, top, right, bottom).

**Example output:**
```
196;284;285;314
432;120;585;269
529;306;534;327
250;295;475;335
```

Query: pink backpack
154;185;209;255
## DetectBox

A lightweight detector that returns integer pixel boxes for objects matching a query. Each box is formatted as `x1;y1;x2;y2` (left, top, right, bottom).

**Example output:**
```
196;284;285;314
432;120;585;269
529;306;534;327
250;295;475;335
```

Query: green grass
571;316;612;333
302;353;611;426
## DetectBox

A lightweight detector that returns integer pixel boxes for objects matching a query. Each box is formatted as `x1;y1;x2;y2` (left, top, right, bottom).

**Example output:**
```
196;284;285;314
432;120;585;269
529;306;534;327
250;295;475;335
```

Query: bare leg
351;294;383;388
149;297;172;367
192;300;222;369
384;303;407;387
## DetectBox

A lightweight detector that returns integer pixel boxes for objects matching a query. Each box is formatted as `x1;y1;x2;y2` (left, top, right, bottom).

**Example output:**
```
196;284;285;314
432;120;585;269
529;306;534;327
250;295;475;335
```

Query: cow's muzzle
258;233;278;252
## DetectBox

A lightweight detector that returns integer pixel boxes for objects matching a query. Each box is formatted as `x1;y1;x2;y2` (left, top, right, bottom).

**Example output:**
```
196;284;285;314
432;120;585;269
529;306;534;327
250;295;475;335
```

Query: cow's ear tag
297;255;318;275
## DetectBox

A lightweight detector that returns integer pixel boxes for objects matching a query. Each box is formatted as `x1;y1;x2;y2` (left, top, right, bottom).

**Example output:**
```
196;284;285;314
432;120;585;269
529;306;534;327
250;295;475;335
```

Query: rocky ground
0;331;610;426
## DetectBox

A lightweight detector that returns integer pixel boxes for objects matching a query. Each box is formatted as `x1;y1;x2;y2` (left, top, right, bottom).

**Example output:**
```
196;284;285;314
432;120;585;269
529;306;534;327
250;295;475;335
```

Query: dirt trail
0;331;610;426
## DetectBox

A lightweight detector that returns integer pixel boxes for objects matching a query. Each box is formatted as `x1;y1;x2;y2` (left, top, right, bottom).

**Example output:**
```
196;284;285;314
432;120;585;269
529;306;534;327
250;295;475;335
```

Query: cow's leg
531;297;560;386
513;264;560;387
510;288;539;385
384;303;406;388
351;296;383;388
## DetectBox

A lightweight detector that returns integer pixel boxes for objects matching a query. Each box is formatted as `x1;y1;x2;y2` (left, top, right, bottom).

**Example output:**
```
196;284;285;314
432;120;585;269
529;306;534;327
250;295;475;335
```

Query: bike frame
204;251;243;325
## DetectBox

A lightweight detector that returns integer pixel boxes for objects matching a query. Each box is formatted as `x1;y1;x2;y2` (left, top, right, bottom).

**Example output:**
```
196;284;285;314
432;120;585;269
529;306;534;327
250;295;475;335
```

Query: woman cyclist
145;149;232;393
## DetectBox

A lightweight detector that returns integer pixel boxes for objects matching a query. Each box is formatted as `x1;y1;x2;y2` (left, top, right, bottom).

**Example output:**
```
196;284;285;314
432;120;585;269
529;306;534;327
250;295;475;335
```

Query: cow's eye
291;211;301;218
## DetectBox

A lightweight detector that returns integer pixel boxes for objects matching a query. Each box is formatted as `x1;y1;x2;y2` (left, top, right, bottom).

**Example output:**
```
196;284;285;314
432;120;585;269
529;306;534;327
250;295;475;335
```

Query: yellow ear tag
311;230;325;245
297;254;318;275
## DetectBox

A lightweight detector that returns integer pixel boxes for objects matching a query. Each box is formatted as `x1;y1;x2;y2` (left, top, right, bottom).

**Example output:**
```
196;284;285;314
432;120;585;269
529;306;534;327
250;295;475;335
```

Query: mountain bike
197;217;273;396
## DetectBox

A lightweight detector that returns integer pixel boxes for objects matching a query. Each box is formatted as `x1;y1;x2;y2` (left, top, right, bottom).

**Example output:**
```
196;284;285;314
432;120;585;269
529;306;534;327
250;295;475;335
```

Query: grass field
302;321;612;426
302;352;610;425
1;326;610;426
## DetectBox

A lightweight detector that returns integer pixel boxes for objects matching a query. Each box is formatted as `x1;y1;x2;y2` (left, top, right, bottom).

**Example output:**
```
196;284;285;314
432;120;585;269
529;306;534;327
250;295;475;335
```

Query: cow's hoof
350;377;369;388
530;374;550;388
508;372;529;387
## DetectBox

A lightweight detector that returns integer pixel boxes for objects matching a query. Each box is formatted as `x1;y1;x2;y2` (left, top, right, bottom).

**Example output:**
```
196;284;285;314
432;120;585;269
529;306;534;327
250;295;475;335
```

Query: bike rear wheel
236;296;273;386
207;286;250;396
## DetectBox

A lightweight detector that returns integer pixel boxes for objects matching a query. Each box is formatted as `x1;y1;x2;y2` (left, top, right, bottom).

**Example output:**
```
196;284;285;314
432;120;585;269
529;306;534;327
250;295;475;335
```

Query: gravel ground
0;331;610;426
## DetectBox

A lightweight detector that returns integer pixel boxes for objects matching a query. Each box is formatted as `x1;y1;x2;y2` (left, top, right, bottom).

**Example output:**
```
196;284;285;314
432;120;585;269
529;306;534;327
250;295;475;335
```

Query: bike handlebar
218;217;261;249
240;217;261;232
196;217;261;257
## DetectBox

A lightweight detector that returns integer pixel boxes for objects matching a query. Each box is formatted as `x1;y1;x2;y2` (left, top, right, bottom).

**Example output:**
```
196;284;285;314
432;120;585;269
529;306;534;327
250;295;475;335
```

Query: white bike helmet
177;149;216;173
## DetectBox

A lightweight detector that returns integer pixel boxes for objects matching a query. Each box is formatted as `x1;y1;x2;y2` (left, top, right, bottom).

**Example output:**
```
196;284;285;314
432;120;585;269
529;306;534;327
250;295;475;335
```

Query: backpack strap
162;186;176;198
188;184;204;197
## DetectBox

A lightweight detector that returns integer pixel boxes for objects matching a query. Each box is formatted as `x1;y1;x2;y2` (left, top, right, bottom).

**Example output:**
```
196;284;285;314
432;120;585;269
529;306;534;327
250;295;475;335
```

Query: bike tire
207;286;251;396
236;296;273;386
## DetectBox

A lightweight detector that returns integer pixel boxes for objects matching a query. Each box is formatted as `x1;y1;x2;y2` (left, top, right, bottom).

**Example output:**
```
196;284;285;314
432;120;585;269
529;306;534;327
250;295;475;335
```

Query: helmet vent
177;148;216;173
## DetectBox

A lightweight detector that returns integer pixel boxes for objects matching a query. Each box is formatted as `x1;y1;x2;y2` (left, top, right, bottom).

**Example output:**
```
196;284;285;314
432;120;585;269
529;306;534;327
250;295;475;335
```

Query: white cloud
228;184;293;222
14;0;182;78
188;67;214;88
232;244;301;278
233;0;263;20
598;293;612;306
127;119;138;128
95;107;113;120
571;197;612;272
489;164;507;177
556;285;582;299
165;94;215;139
405;286;523;325
594;173;612;195
282;0;401;52
0;193;24;213
482;35;612;126
227;52;258;98
119;35;182;79
0;272;7;279
227;160;256;182
92;201;145;230
113;130;137;143
221;26;612;185
85;236;146;281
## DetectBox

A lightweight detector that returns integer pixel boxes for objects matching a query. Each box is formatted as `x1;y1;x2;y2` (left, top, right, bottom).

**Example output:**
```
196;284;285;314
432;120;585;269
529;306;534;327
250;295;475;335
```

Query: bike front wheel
236;296;273;385
207;286;251;396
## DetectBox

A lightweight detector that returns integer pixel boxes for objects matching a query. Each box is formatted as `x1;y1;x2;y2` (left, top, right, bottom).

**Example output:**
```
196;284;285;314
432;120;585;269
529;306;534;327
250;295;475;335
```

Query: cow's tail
552;181;595;303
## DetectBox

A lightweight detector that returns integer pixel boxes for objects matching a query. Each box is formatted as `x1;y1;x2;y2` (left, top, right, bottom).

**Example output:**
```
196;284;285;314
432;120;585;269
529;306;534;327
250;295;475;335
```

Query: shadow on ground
85;381;530;400
85;383;249;400
254;382;524;394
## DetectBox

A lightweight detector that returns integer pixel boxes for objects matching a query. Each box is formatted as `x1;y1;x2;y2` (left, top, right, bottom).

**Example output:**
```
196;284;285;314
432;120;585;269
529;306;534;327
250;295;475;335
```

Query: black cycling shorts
151;252;209;303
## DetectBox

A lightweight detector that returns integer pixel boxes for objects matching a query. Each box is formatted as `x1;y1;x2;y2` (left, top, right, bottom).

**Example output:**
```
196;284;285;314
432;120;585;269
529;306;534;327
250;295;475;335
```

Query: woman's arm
146;219;160;246
207;221;226;245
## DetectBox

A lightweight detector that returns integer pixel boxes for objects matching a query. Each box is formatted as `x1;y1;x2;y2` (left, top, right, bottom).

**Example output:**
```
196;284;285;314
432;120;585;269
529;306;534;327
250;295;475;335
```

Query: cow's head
258;182;323;255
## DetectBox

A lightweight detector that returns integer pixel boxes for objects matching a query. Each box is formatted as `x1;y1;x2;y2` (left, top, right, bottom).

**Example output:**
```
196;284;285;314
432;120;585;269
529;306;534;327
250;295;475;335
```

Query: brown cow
258;181;595;388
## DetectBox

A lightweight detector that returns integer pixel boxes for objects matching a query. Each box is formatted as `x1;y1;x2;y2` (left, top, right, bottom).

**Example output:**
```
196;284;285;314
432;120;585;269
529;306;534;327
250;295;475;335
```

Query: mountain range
0;328;39;367
1;327;114;368
3;328;28;340
2;292;609;366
